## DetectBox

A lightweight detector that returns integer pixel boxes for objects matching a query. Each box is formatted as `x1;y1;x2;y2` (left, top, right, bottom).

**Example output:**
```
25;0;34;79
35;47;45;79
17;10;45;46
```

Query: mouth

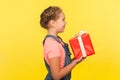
63;25;65;28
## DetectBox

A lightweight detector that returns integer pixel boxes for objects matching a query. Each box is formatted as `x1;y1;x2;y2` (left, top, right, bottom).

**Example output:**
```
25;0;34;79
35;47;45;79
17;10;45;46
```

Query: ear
49;20;56;27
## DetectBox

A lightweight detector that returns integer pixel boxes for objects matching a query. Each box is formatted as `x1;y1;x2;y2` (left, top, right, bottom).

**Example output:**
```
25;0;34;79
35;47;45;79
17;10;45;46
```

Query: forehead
58;12;65;18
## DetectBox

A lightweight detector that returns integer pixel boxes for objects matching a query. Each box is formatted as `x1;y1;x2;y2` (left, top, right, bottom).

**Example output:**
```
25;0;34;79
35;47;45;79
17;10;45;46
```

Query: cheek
61;22;65;28
64;22;66;26
58;22;63;27
62;22;66;27
57;21;65;29
61;21;65;26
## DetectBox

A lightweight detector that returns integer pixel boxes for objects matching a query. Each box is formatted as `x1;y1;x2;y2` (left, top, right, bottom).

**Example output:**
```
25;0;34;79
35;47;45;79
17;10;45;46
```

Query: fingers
75;56;86;64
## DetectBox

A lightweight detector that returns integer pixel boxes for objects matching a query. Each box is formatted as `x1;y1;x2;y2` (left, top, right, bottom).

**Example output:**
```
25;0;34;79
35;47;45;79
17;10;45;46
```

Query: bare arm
48;57;85;80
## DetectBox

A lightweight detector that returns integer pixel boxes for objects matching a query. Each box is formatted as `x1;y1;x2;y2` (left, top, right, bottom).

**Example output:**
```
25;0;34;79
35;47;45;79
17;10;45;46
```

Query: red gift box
69;31;95;59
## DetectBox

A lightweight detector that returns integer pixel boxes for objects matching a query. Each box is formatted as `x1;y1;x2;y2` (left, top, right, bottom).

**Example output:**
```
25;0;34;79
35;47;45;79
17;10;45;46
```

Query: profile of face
52;12;66;33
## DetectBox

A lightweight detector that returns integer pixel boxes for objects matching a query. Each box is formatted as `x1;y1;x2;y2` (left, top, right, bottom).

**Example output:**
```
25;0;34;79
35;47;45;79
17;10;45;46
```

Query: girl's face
54;12;66;33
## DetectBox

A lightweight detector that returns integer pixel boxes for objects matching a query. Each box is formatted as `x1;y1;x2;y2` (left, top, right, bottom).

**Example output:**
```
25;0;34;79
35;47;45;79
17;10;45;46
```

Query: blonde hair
40;6;62;29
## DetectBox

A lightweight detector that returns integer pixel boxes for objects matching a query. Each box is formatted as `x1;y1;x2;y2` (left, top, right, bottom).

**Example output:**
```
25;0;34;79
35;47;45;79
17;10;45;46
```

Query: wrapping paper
69;31;95;59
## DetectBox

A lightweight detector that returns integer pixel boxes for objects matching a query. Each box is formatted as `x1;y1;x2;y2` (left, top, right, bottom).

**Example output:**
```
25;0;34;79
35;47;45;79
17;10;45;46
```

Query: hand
73;56;86;64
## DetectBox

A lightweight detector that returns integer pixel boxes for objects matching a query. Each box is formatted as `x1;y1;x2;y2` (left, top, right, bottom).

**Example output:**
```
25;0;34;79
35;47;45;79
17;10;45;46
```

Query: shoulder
44;37;60;46
44;37;63;58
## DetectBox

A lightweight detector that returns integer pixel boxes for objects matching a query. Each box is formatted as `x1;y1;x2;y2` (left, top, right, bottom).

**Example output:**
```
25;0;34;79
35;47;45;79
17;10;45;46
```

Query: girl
40;6;85;80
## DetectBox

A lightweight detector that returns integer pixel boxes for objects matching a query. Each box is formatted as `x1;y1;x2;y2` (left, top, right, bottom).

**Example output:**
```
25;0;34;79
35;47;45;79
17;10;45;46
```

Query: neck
48;29;58;37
